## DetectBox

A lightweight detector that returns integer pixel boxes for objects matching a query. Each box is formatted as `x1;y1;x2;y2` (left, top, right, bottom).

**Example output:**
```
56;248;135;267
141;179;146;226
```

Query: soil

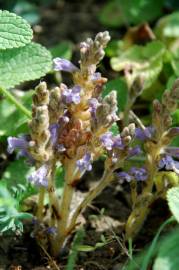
0;1;174;269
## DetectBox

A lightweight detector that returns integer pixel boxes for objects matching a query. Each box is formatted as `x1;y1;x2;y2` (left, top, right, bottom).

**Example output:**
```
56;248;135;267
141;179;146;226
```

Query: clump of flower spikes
125;79;179;240
7;31;145;257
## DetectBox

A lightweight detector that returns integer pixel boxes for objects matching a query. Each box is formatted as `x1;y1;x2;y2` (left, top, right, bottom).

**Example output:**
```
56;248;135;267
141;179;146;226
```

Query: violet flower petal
76;153;92;172
100;132;113;151
7;136;28;154
135;127;154;141
117;172;132;183
53;58;78;73
28;165;48;187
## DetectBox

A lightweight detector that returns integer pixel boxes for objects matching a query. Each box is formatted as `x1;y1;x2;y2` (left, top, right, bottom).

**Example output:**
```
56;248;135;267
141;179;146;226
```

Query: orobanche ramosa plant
7;31;179;257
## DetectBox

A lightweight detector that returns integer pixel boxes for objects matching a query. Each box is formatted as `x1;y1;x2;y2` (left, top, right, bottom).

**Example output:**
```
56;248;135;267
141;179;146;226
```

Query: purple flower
46;226;57;235
7;136;29;154
113;135;123;149
117;171;132;183
28;164;49;187
90;72;101;81
100;132;114;150
89;98;99;116
129;167;148;181
165;147;179;158
53;58;78;73
135;127;155;141
49;124;59;145
62;85;81;104
128;146;141;158
158;155;179;171
100;132;124;151
76;153;92;172
7;136;34;164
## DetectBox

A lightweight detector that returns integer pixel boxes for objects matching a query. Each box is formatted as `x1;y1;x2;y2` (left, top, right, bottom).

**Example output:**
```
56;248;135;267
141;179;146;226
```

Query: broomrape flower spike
7;31;179;258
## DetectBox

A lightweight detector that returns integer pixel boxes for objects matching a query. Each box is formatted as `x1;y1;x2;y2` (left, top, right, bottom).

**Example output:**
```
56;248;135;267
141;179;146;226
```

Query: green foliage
50;41;73;60
153;228;179;270
0;42;52;89
0;10;52;90
0;10;32;49
0;181;33;234
155;12;179;39
98;0;164;27
2;158;33;188
167;187;179;222
0;90;32;137
125;217;175;270
103;77;128;110
111;41;165;90
13;0;40;25
65;228;85;270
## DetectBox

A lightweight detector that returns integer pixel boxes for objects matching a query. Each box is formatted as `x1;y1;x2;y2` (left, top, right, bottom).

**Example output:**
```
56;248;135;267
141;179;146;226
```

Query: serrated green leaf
0;42;52;89
0;10;32;49
153;228;179;270
111;41;165;89
167;187;179;222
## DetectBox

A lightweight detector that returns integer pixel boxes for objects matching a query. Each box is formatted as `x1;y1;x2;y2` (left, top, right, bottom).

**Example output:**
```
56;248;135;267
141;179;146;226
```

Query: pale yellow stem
36;187;46;221
67;169;113;234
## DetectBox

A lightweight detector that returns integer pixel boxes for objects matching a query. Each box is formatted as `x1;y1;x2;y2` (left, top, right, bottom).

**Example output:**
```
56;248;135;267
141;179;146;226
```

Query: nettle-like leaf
98;0;164;27
0;10;32;49
0;42;52;89
153;228;179;270
167;187;179;222
111;41;165;89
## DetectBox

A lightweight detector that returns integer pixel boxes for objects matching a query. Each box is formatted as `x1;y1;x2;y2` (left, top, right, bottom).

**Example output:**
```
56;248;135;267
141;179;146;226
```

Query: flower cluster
7;31;179;256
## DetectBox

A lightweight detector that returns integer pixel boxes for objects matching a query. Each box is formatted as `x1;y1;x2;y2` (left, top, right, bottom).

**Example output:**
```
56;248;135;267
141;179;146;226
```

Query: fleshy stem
36;187;46;221
123;100;132;126
0;87;31;118
52;159;77;257
67;169;114;235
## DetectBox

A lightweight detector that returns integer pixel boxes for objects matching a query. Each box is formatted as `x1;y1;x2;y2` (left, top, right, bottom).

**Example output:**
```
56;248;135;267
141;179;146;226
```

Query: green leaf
14;212;33;220
2;159;33;189
171;48;179;76
155;12;179;39
105;40;124;58
65;228;85;270
0;90;32;137
167;187;179;222
76;245;96;252
0;10;32;49
98;0;164;27
103;78;128;111
50;41;73;60
13;0;40;25
153;228;179;270
0;42;52;89
111;41;165;89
